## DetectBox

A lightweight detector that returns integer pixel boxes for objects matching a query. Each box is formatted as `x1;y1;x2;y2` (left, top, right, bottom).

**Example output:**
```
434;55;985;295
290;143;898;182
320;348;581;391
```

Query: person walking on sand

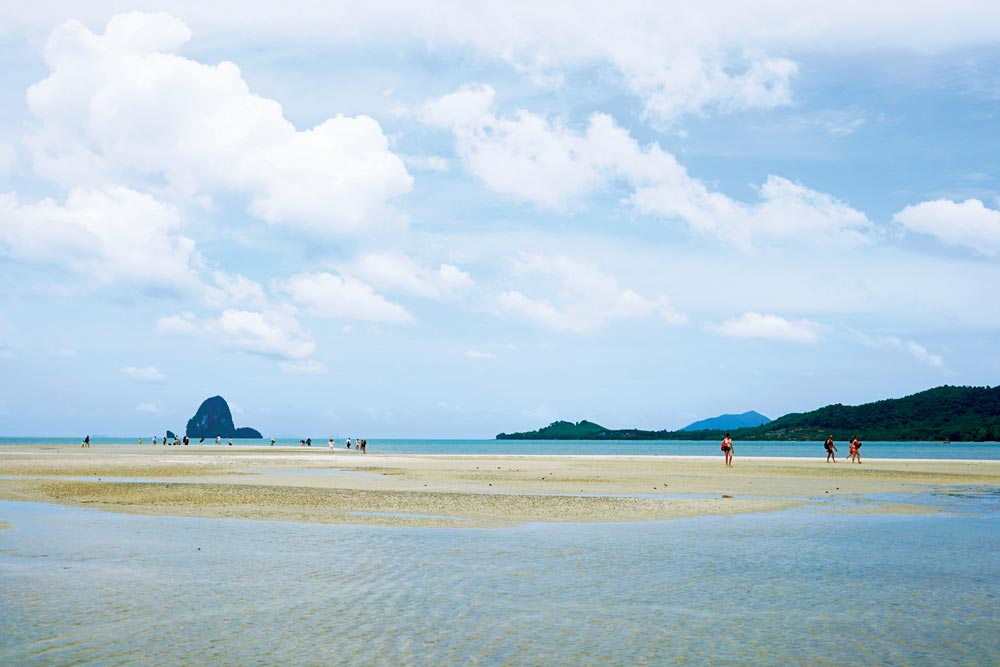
721;432;734;467
152;436;157;445
82;435;90;448
270;438;276;446
228;437;233;446
360;439;366;454
849;435;862;464
216;435;221;445
346;437;352;449
825;435;837;463
328;438;335;451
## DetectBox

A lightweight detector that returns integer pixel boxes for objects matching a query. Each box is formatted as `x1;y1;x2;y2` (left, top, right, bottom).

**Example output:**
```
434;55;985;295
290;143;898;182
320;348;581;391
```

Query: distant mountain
682;410;771;432
496;385;1000;442
186;396;262;439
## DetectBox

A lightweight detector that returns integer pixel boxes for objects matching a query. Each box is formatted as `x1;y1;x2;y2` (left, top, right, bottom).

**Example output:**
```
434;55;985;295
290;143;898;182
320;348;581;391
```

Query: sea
1;496;998;666
1;439;998;665
2;436;999;460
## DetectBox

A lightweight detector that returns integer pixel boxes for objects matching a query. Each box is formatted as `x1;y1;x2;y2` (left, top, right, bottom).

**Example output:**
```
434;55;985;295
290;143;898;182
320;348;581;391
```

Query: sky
1;2;999;438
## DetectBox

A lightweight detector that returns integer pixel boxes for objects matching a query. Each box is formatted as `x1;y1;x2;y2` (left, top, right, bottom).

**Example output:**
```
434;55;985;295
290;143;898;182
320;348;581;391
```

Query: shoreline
0;443;994;464
1;445;997;528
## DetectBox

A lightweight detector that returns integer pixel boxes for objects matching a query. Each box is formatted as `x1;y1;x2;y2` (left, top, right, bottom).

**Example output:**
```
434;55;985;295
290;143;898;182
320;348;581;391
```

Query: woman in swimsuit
849;435;862;464
721;432;734;467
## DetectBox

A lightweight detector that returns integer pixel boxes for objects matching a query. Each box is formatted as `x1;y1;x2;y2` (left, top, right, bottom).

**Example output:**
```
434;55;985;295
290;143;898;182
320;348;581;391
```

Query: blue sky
1;2;999;437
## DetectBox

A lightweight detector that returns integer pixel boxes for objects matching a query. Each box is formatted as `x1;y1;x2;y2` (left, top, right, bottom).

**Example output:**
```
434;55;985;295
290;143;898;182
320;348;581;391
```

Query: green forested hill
496;385;1000;442
743;385;1000;441
497;420;610;439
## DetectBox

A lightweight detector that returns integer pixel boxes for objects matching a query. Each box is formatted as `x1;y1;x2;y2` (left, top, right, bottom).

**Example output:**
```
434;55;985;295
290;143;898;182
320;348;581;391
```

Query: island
186;396;262;439
497;385;1000;442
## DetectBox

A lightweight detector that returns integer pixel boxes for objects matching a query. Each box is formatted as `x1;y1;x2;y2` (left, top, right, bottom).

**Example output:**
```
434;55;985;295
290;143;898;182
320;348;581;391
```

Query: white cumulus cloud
421;86;872;247
158;308;316;360
0;187;202;292
210;308;316;360
893;198;1000;257
277;272;413;323
26;12;412;233
419;85;607;208
349;253;474;300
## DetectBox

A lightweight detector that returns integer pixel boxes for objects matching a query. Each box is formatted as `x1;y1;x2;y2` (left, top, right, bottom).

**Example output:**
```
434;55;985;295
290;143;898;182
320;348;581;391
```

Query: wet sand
1;445;997;527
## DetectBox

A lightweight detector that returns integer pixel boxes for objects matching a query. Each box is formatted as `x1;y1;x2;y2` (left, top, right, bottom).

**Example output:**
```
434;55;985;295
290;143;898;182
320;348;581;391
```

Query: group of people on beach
294;437;368;452
721;433;863;465
824;435;863;463
335;437;367;453
121;434;367;450
148;435;234;446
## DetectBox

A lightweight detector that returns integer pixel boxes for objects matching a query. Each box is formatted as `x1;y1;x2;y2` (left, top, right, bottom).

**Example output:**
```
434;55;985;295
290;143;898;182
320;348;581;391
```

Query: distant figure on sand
721;432;733;466
152;436;157;445
328;438;335;451
82;435;90;448
824;435;837;463
228;437;233;446
346;438;352;449
306;438;312;447
270;438;276;446
216;435;221;445
199;437;205;444
183;435;189;446
849;435;862;464
361;439;367;454
138;437;142;445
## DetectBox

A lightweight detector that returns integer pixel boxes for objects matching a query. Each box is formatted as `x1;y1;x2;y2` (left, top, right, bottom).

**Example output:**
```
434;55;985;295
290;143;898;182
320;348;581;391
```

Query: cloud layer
421;85;873;248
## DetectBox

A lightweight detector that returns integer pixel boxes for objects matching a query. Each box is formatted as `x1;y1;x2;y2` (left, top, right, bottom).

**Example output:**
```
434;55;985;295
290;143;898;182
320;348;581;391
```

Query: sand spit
1;445;996;527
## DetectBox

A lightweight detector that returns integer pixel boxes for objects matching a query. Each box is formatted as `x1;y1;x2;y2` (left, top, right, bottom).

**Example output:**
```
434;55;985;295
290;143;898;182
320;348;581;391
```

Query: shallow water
3;436;1000;460
1;496;998;666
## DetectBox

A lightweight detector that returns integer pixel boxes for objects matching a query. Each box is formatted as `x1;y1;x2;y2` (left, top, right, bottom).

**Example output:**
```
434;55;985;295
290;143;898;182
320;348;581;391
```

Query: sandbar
1;445;996;527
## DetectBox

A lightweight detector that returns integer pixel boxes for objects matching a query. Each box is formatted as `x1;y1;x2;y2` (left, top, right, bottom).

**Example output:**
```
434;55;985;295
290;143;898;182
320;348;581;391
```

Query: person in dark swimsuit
721;432;733;467
825;435;837;463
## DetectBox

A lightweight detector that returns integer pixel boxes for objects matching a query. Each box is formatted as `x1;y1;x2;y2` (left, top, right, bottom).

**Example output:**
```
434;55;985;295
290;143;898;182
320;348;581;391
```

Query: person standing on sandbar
824;435;837;463
849;435;862;464
721;432;733;467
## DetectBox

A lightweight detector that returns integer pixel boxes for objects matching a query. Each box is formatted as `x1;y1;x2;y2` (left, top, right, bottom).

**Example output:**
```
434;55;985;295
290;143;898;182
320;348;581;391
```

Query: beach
2;445;996;527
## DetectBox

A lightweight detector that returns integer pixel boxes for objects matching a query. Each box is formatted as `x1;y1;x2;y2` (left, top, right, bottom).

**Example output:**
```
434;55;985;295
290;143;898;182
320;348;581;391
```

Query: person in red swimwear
721;432;734;467
849;435;862;464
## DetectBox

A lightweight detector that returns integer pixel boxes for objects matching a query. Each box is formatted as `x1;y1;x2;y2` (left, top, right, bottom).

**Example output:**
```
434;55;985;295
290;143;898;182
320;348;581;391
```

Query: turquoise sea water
1;494;998;666
2;436;999;459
